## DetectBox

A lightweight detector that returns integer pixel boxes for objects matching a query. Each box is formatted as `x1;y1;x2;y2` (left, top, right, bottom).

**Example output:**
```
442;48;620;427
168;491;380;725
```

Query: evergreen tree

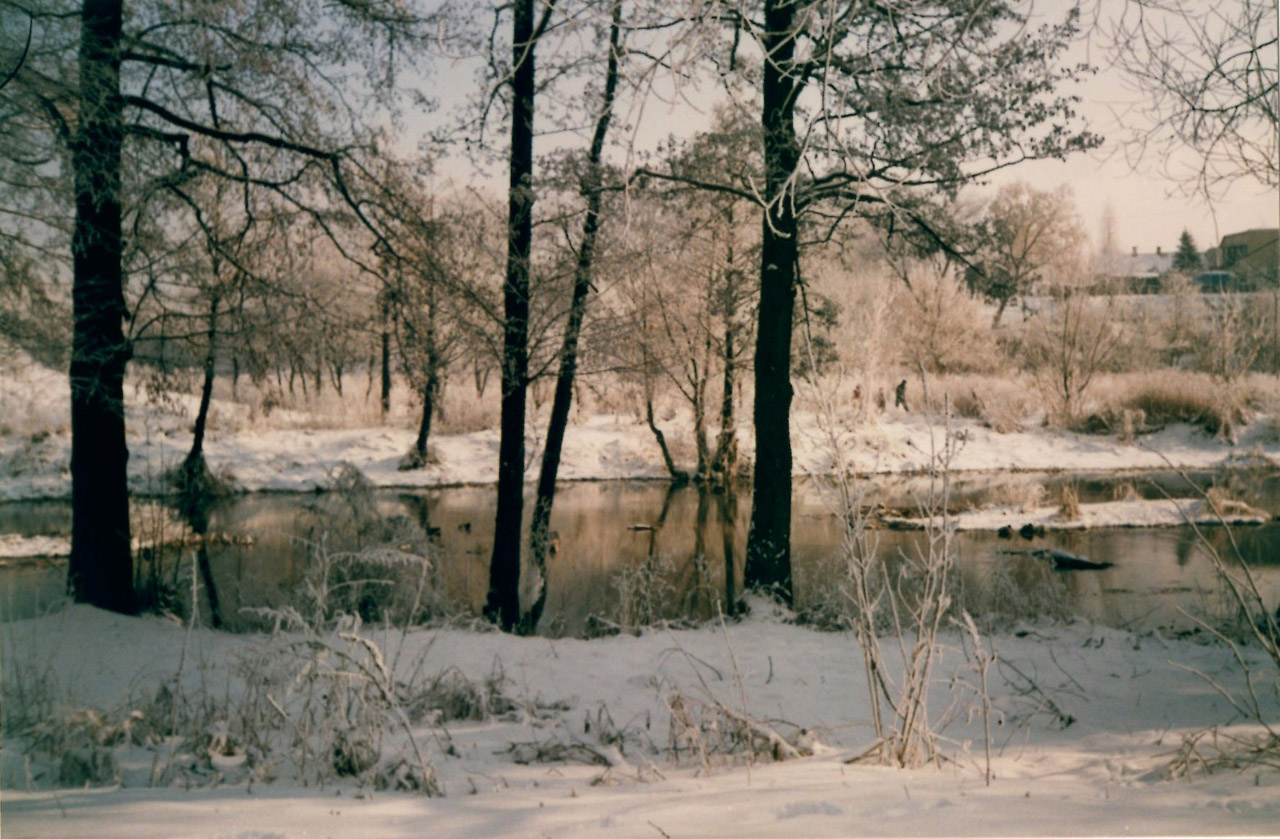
1174;230;1202;273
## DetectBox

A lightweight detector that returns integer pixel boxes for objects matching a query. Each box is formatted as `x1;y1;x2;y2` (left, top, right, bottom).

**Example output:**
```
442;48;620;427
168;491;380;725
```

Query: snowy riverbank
3;348;1278;502
3;601;1279;837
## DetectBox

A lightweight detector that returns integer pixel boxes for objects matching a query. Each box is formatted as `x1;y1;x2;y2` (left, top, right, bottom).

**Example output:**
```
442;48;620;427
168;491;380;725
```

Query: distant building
1205;228;1280;290
1094;245;1174;293
1193;270;1240;293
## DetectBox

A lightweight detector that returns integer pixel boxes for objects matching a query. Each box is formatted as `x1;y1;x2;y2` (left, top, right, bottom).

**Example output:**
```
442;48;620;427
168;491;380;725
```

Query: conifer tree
1173;230;1202;273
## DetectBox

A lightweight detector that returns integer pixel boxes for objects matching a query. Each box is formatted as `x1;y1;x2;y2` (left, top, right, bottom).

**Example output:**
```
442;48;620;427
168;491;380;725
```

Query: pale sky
419;0;1279;259
978;0;1279;257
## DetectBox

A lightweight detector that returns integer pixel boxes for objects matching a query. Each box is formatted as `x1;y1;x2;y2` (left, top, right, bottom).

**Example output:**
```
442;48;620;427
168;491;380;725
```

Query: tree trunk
711;325;737;481
692;372;710;480
329;360;343;396
991;296;1009;330
186;294;219;470
745;0;799;605
380;300;392;418
644;365;687;482
711;208;739;485
67;0;134;614
486;0;538;632
524;0;622;635
413;345;441;464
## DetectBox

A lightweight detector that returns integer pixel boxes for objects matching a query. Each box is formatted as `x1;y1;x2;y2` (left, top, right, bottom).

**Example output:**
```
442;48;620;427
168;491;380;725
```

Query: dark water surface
3;469;1278;636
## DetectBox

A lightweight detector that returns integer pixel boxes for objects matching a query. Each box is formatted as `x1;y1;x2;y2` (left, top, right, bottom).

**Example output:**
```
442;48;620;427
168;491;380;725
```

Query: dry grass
889;261;1003;375
928;373;1039;433
1080;371;1280;438
1057;483;1081;521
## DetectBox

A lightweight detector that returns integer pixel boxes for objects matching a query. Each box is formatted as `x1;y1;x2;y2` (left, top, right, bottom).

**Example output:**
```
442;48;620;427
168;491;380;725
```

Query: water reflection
2;470;1277;636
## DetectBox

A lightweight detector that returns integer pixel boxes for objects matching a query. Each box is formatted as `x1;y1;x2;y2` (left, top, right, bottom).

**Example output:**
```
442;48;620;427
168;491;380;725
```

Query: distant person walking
894;379;908;411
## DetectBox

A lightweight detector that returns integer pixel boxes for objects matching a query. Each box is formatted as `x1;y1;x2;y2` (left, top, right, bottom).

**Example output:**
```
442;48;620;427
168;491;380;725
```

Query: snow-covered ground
0;533;69;559
885;497;1273;531
4;355;1280;836
3;601;1279;837
3;350;1278;501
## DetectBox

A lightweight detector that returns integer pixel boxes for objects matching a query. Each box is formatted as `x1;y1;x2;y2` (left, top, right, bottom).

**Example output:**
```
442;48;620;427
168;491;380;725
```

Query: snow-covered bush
889;260;1002;375
1024;293;1125;424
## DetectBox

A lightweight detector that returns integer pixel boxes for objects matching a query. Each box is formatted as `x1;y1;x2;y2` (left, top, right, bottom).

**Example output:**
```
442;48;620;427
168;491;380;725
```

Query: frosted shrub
1025;293;1124;423
1194;293;1272;441
232;610;441;794
802;352;968;767
966;555;1071;631
613;553;678;630
890;260;1001;374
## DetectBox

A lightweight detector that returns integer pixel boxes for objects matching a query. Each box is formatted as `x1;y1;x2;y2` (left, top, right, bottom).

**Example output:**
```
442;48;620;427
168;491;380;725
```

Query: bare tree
1026;292;1125;423
1;0;428;612
1109;0;1279;199
736;0;1099;603
476;0;567;631
967;183;1087;327
524;0;625;634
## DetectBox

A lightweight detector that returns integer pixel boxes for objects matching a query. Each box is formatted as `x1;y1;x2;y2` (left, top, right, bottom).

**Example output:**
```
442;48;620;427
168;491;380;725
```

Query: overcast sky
980;0;1279;256
420;0;1278;259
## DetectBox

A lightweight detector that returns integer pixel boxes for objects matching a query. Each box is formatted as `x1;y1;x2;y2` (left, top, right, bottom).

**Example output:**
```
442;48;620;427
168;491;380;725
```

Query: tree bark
67;0;134;614
711;325;737;480
486;0;539;632
991;296;1009;330
745;0;800;604
413;370;439;463
718;483;739;616
644;365;687;482
711;208;740;485
524;0;622;635
380;293;392;418
186;292;219;470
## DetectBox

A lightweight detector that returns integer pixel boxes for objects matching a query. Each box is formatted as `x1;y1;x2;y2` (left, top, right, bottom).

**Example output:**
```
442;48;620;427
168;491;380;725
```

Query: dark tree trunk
718;484;740;616
67;0;134;614
413;364;440;463
231;356;240;401
380;301;392;418
644;368;687;482
485;0;539;632
991;296;1009;330
745;0;800;605
711;326;737;481
692;334;711;480
186;293;219;470
523;1;622;635
329;361;343;396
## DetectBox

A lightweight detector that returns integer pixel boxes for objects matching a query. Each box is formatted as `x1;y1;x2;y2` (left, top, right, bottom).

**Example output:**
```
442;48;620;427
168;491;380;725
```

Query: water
2;469;1278;636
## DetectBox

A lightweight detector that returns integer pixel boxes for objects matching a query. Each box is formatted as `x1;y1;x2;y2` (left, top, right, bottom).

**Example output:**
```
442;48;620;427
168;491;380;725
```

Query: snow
2;603;1278;837
885;498;1273;531
4;353;1280;836
0;534;70;559
2;349;1278;502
